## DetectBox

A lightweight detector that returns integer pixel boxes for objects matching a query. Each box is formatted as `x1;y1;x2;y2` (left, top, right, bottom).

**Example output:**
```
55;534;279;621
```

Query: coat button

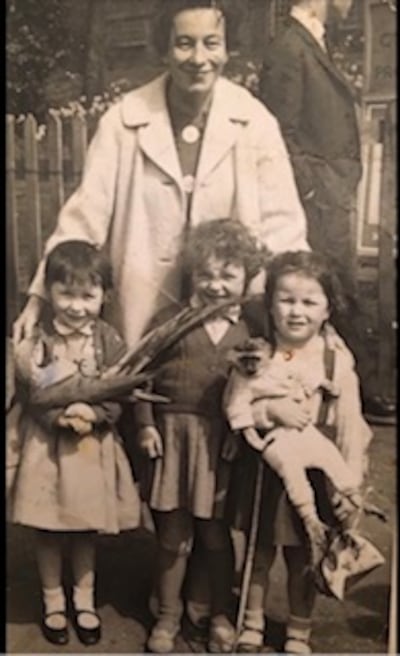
183;175;195;194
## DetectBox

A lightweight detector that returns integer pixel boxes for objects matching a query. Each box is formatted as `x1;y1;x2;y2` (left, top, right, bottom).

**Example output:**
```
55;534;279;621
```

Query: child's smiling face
192;254;246;305
49;280;104;331
271;272;330;346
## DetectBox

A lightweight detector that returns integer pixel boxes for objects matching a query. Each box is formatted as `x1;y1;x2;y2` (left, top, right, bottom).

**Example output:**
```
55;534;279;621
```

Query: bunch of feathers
24;299;239;409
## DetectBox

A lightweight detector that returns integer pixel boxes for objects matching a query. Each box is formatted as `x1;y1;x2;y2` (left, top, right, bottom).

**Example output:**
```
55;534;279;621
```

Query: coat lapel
121;73;183;188
195;79;248;185
289;18;357;99
120;74;251;188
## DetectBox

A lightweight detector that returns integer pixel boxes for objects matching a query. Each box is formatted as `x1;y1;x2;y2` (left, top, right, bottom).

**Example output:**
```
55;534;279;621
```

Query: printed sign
364;0;397;100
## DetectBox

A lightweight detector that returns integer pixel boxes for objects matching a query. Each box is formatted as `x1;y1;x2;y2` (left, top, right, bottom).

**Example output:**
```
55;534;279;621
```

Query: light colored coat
29;74;308;345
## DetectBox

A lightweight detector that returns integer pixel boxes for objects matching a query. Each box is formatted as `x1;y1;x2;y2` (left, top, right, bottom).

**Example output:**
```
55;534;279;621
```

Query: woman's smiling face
166;8;228;97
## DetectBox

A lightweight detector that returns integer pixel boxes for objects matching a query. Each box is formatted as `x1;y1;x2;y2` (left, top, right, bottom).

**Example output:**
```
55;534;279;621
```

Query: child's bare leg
71;532;99;629
36;530;67;630
149;510;193;653
283;545;316;654
237;545;277;652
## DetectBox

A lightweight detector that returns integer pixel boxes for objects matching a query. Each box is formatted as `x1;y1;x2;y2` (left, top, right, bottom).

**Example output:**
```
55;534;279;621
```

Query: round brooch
181;125;201;144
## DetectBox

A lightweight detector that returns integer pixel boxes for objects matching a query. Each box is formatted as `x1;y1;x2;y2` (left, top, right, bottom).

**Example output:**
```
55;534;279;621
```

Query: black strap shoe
41;611;69;645
73;610;101;646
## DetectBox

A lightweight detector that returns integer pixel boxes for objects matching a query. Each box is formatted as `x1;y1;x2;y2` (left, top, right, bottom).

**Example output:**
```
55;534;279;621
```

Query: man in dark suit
259;0;395;422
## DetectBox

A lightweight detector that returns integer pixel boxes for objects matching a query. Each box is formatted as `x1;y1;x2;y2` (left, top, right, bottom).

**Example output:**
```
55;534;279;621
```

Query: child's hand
137;426;163;459
57;414;93;435
63;403;97;423
267;398;311;430
221;432;239;461
243;427;269;451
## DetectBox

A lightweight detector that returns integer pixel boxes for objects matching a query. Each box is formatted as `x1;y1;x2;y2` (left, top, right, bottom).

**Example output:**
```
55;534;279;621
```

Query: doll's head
44;240;113;331
183;219;268;305
264;250;347;347
228;338;272;376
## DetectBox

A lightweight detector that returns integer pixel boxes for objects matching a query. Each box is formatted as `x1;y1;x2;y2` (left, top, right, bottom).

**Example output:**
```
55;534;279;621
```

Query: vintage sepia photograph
6;0;397;653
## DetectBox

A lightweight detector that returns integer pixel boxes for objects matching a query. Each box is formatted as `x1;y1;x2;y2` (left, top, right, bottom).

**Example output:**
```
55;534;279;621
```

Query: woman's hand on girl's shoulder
137;425;163;459
12;295;44;346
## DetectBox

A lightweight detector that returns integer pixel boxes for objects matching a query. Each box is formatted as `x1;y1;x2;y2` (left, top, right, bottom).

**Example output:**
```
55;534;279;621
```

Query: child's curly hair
265;250;349;325
183;219;269;288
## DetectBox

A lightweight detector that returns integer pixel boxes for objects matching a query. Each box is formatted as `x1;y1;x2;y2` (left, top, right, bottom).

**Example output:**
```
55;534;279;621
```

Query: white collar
291;5;326;48
53;317;94;337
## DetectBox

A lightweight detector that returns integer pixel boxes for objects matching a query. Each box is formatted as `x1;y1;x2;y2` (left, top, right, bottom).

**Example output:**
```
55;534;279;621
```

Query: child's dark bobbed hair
183;218;269;287
44;240;113;292
152;0;242;57
265;250;349;320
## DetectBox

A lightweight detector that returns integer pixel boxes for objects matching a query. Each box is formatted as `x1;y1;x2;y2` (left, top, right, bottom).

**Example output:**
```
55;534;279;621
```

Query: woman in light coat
14;0;308;347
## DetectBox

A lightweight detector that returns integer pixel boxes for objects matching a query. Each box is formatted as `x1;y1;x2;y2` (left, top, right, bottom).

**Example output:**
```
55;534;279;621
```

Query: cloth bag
316;528;385;600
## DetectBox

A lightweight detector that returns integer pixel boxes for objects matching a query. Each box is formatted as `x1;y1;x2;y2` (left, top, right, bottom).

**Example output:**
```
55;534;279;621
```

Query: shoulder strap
316;344;336;426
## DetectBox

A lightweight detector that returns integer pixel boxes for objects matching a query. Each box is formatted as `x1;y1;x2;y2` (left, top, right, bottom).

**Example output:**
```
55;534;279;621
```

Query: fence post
71;114;88;188
23;114;43;281
6;115;21;332
47;111;65;226
377;101;396;400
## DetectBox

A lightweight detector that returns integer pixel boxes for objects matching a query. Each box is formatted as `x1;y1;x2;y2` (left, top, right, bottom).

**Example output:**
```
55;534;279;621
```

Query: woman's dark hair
152;0;243;57
44;240;113;292
183;218;269;287
264;250;349;325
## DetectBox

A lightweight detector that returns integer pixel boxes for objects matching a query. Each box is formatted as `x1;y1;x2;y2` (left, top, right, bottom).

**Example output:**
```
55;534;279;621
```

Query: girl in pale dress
8;241;140;647
135;219;266;653
229;251;372;654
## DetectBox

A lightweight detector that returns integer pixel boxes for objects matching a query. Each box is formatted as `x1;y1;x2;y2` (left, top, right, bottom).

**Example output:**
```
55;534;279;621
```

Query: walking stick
234;457;265;650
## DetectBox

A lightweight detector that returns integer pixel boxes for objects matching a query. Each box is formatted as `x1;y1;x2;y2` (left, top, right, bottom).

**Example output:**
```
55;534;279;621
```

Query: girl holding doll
228;250;372;654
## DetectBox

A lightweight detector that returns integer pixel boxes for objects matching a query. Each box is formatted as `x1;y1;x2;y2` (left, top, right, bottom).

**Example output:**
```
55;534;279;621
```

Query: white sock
286;615;312;643
73;585;99;629
73;584;95;612
243;608;264;632
43;586;66;614
43;587;66;629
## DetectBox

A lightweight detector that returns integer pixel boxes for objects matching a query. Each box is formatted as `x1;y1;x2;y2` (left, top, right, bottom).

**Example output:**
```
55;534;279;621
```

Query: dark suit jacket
259;18;362;211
